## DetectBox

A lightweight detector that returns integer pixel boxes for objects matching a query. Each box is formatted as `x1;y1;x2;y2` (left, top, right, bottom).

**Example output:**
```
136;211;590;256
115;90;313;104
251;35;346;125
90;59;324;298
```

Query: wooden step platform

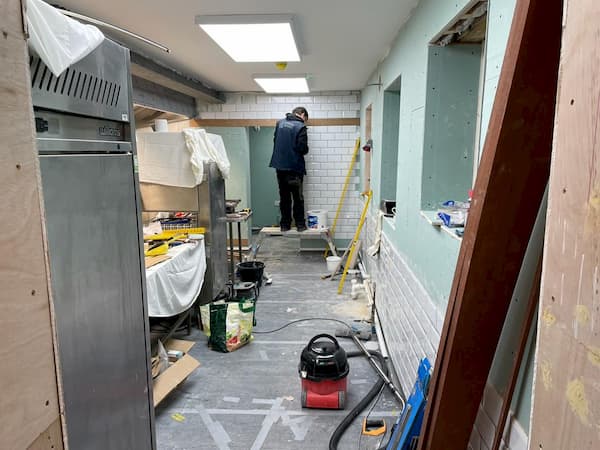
248;226;338;260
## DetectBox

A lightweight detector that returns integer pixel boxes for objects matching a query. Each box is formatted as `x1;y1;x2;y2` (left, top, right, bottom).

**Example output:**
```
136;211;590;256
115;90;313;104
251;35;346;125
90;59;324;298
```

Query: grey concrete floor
155;236;400;450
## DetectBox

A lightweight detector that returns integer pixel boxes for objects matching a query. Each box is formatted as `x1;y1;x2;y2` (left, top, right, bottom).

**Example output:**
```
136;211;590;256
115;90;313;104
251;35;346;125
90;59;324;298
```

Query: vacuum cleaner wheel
338;391;346;409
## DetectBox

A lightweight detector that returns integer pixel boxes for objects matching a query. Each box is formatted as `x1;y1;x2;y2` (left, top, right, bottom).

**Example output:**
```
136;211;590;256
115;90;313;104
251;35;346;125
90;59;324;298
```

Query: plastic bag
183;129;231;181
26;0;104;77
202;300;255;353
437;200;469;227
151;340;169;378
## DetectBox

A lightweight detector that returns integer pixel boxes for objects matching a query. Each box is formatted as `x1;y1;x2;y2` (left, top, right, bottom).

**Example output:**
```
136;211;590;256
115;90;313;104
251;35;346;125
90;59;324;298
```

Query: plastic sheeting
26;0;104;77
183;128;231;181
367;210;385;257
137;130;231;187
146;241;206;317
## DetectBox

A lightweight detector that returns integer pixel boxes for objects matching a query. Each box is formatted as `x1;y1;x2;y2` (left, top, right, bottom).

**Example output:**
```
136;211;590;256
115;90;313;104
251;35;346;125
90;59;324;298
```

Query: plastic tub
326;256;341;273
307;210;328;229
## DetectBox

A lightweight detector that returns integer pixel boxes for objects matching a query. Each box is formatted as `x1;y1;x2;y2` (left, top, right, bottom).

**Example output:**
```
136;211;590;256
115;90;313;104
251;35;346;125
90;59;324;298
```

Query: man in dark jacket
269;106;309;232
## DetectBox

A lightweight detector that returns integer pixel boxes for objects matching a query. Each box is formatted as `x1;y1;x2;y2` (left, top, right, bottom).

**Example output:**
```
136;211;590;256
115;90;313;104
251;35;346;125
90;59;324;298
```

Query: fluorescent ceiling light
195;15;300;62
254;77;309;94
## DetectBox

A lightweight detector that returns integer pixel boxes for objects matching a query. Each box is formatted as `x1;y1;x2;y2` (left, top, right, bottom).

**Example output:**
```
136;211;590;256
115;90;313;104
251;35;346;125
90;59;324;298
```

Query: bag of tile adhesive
200;299;255;352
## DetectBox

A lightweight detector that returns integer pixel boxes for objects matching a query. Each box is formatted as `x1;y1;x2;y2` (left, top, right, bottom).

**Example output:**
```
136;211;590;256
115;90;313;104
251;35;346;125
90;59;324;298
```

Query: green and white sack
201;299;255;353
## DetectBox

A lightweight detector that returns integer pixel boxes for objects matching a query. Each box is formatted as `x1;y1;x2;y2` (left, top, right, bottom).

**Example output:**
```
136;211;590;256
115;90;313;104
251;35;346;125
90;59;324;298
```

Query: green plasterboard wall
361;0;533;432
204;127;252;239
421;44;482;210
248;126;280;228
361;0;475;308
381;89;401;201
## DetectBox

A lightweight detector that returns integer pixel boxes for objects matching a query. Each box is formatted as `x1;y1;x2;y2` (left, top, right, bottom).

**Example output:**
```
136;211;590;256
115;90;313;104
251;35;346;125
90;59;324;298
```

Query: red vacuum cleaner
299;334;349;409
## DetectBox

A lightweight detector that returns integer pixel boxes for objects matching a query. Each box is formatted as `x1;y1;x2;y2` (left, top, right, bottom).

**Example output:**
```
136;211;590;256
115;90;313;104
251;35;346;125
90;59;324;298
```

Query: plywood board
530;0;600;447
0;2;63;448
27;418;63;450
418;0;563;448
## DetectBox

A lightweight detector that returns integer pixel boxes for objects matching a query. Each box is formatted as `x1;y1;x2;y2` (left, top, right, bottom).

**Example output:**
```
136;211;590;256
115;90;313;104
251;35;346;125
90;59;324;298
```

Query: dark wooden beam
417;0;563;448
130;51;225;103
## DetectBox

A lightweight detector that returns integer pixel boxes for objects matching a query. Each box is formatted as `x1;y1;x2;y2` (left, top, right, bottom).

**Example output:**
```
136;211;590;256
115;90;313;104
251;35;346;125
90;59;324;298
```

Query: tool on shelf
144;234;185;256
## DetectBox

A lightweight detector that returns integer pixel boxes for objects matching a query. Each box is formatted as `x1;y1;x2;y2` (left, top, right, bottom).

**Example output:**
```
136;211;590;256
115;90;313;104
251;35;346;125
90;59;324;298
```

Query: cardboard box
152;339;200;407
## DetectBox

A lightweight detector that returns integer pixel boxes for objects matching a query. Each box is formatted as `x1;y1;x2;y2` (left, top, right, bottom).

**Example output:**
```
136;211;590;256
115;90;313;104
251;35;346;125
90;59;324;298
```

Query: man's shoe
296;225;307;232
280;225;291;232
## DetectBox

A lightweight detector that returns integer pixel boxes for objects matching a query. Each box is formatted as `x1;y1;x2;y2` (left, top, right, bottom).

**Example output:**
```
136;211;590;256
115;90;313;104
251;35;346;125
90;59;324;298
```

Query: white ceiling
53;0;419;93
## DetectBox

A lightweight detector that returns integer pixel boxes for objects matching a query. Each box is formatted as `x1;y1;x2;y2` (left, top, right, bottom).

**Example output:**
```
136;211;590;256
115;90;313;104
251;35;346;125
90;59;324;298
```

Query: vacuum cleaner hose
329;350;389;450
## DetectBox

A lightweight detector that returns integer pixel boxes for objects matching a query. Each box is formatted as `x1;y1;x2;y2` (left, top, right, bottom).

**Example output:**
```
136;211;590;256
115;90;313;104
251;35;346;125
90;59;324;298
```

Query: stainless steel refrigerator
31;40;155;449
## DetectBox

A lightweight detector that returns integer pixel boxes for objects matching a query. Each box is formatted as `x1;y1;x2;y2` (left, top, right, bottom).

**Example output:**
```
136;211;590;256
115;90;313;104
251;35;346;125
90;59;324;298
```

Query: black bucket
237;261;265;288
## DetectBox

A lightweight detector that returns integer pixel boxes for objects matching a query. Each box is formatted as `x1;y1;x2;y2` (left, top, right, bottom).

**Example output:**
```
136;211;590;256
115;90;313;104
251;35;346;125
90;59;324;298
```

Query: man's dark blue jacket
269;113;309;175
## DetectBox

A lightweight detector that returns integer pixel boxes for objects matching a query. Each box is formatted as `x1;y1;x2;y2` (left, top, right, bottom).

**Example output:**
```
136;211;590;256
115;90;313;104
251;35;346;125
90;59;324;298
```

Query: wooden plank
28;418;64;450
188;118;360;128
0;2;64;448
0;0;25;37
144;254;172;268
530;0;600;447
417;0;563;448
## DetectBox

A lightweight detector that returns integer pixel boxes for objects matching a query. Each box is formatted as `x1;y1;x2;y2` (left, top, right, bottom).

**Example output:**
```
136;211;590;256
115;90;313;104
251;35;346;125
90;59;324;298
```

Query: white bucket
326;256;341;272
307;210;328;229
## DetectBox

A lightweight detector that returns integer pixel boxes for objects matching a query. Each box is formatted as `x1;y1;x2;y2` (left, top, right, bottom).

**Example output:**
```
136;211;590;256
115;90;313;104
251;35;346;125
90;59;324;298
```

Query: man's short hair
292;106;308;120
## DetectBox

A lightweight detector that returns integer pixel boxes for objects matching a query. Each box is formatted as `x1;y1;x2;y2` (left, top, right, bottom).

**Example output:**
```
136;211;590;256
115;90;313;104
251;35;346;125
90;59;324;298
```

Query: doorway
249;126;279;228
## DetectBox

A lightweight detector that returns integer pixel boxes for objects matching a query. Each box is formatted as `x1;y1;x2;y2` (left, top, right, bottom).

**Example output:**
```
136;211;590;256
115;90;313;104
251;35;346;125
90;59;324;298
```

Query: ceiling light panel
254;77;309;94
196;15;300;62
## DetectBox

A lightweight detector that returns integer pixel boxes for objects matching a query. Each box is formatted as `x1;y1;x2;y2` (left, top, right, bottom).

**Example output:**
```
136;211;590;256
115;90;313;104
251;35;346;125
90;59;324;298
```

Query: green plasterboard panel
381;89;401;201
421;44;482;210
249;126;280;228
205;127;252;239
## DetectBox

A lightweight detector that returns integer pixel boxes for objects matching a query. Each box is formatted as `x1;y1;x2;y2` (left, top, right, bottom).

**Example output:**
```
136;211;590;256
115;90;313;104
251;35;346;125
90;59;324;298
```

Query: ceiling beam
130;51;225;104
131;76;196;118
187;118;360;127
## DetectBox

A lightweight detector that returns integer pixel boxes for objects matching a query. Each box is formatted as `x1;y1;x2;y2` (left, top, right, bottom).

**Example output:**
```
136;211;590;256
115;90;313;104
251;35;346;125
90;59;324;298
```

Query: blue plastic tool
386;358;432;450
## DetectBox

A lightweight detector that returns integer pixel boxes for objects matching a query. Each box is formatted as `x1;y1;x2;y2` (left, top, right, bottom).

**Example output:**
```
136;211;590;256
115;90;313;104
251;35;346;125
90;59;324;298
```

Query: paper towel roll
154;119;168;132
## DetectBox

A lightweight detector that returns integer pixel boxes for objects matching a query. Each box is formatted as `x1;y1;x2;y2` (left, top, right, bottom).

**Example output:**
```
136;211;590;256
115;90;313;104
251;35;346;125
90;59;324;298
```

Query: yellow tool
144;227;206;241
145;241;169;257
144;234;185;257
338;190;372;294
324;138;361;258
362;418;386;436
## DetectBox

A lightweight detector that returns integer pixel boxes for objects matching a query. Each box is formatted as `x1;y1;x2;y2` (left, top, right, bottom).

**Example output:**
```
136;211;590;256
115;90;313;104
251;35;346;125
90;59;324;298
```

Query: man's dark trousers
276;170;305;229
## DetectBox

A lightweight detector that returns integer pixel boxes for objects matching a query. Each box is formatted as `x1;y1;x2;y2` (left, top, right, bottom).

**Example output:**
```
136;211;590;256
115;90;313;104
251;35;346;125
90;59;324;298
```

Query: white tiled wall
200;92;362;240
198;92;361;120
469;384;528;450
362;212;443;390
305;125;361;239
362;210;528;450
